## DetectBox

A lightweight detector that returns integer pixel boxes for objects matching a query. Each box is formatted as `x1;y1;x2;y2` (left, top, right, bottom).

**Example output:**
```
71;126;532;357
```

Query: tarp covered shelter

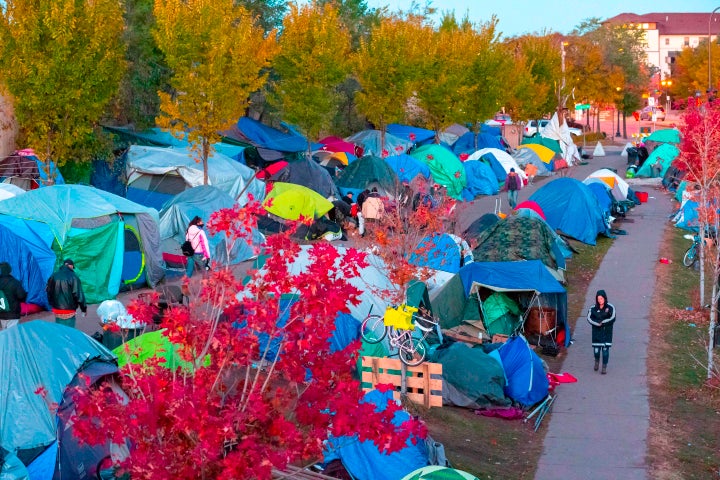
470;215;567;282
159;185;263;265
410;144;466;199
222;117;320;163
384;154;432;184
323;389;427;480
270;155;339;198
0;321;119;479
0;152;64;190
452;132;504;155
537;113;581;166
635;143;680;178
457;261;569;346
318;135;363;156
645;128;680;144
335;154;399;198
513;147;553;176
461;159;500;200
529;178;609;245
498;335;549;406
0;185;163;304
345;130;413;158
124;145;265;210
408;233;472;274
387;123;436;145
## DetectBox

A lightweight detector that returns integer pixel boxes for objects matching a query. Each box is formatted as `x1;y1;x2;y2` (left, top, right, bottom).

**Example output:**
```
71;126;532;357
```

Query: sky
365;1;716;38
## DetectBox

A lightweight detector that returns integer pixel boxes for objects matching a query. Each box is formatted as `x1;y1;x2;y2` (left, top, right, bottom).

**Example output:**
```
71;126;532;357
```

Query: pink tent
319;136;363;156
514;200;546;220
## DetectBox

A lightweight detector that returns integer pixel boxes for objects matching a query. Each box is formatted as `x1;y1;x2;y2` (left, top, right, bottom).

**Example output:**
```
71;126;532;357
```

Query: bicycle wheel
361;314;387;344
683;245;697;267
398;337;427;366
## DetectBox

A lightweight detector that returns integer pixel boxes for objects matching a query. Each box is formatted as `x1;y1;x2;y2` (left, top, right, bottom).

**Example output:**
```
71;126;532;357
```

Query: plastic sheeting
529;177;609;245
124;145;265;207
0;322;116;460
345;130;413;158
498;336;549;407
537;113;581;166
409;233;471;274
387;124;436;145
384;154;432;184
461;159;499;200
236;117;316;154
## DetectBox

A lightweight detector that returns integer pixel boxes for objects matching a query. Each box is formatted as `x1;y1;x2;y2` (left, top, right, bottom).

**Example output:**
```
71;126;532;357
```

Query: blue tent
324;389;427;480
387;124;436;145
236;117;315;154
0;217;56;308
458;260;569;346
480;124;502;137
529;178;608;245
473;152;506;182
0;321;119;480
498;336;549;406
673;200;699;231
461;159;499;200
452;132;504;155
584;181;613;217
408;233;472;273
384;154;431;183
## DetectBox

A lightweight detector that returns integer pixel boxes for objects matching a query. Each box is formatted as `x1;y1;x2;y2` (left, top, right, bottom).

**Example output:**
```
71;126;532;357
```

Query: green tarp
481;292;521;337
113;329;190;370
410;145;467;200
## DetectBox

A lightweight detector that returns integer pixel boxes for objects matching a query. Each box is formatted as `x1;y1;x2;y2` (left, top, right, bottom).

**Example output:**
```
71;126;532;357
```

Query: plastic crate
383;305;418;330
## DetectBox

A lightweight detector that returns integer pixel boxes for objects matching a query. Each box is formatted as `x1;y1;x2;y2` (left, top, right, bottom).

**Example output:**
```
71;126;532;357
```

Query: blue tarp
673;200;699;231
383;154;431;183
386;124;436;145
461;159;499;200
452;132;504;155
478;153;507;182
0;217;56;308
237;117;317;153
585;181;613;216
324;389;427;480
409;233;463;273
529;178;608;246
345;130;413;158
498;336;549;407
458;261;569;346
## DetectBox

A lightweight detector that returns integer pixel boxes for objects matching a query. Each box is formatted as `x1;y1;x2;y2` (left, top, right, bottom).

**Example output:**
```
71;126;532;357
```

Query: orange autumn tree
676;100;720;378
71;202;424;479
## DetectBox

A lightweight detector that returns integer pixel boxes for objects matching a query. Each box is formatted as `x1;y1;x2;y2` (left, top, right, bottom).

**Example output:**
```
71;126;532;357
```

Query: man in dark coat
587;289;616;374
46;258;87;328
0;262;27;330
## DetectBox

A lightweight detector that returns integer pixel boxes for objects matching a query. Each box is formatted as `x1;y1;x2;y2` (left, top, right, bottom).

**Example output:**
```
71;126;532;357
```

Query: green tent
481;291;522;336
520;136;562;154
335;155;399;196
402;466;480;480
410;145;467;200
113;329;209;371
646;128;680;144
263;182;334;220
636;143;680;178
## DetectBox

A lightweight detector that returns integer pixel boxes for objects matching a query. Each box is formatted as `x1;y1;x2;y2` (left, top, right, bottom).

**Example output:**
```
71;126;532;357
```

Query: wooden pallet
361;356;443;408
272;465;340;479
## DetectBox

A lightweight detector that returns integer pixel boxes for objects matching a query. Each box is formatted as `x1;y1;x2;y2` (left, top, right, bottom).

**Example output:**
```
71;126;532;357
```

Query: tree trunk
202;138;210;185
709;279;717;379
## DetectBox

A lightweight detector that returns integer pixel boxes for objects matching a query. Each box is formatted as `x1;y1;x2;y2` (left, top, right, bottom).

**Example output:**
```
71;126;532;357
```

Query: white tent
583;168;630;201
468;148;528;181
539;113;582;166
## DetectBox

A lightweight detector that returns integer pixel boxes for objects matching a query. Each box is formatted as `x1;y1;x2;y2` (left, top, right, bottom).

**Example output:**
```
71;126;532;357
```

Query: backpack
181;240;194;256
507;174;518;191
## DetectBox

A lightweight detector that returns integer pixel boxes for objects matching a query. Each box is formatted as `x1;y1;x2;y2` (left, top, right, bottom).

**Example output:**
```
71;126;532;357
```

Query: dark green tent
335;155;399;196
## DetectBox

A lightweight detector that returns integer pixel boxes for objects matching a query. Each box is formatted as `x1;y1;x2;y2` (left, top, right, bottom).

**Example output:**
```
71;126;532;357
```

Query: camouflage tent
471;215;566;282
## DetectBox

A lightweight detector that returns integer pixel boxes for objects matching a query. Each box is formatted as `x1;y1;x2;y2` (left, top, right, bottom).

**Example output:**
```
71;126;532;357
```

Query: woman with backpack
185;216;210;277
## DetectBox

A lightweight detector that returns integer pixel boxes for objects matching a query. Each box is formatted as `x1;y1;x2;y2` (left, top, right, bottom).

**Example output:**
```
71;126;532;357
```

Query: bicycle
682;233;700;267
360;304;438;366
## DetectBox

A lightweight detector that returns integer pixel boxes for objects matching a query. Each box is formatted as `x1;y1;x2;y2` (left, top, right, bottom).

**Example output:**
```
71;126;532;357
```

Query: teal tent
336;155;399;197
0;185;163;303
410;145;467;199
646;128;680;144
636;143;680;178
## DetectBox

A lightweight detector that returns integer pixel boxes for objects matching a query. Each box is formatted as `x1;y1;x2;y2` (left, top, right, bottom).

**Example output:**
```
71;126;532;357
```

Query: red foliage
676;101;720;184
71;201;422;479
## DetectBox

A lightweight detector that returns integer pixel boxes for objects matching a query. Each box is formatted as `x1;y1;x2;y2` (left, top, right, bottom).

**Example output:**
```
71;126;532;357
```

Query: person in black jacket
587;289;616;374
0;262;27;330
46;259;87;328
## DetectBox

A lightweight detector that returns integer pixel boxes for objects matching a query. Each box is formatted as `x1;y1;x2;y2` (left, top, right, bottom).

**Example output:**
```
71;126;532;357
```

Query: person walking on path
504;168;522;209
185;216;211;277
46;259;87;328
0;262;26;330
587;289;616;374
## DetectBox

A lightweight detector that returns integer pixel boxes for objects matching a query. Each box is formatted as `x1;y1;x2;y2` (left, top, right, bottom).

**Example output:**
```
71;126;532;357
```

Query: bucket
636;191;649;203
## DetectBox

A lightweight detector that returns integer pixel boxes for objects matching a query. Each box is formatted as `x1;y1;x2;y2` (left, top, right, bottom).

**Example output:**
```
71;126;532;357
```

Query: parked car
637;106;666;121
485;113;513;126
523;119;550;137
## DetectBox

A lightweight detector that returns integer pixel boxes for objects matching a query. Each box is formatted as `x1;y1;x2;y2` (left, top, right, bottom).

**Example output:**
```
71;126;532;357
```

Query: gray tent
159;185;264;265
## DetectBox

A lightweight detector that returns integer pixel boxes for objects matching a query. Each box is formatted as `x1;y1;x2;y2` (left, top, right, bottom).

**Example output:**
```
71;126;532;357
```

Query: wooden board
361;356;443;408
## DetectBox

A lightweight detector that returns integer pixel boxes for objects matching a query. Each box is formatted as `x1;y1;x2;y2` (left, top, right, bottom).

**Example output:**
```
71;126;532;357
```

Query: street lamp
615;86;621;138
709;7;720;93
661;78;672;113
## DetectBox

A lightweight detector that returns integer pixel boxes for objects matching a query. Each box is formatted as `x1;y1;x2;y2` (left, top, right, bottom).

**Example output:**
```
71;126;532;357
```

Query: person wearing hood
0;262;27;330
46;258;86;328
503;168;522;209
587;289;616;374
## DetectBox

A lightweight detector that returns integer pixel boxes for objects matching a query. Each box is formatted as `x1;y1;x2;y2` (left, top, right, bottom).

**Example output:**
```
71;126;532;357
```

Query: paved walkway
534;166;674;479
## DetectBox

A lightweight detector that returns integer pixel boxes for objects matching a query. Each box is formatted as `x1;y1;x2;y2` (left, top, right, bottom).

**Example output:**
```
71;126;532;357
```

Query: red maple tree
71;202;424;479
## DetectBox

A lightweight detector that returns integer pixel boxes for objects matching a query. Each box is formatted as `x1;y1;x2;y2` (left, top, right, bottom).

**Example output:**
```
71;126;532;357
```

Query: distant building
604;12;718;78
